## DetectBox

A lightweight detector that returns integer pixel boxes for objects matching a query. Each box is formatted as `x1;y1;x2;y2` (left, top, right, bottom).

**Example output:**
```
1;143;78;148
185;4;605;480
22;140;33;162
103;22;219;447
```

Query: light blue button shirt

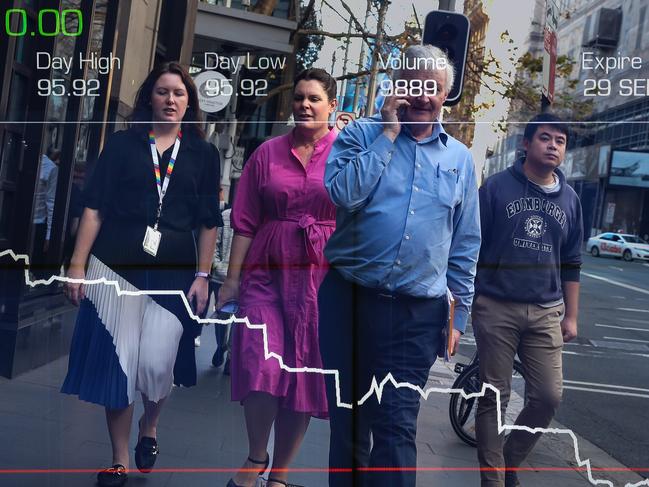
324;115;481;333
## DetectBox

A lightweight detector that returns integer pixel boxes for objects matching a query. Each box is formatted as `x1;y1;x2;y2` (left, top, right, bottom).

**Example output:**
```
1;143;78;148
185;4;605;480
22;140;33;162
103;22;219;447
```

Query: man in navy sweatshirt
473;113;583;487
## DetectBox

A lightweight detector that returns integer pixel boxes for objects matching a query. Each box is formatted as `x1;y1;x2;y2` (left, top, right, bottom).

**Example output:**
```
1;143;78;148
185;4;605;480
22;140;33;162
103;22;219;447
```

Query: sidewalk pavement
0;324;644;487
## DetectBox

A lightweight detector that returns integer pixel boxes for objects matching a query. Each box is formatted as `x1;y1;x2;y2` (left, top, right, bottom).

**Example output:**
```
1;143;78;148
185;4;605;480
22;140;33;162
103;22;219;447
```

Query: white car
587;233;649;262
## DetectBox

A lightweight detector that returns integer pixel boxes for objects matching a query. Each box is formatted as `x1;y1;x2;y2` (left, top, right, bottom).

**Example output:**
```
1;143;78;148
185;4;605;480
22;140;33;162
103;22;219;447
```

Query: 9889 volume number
379;79;438;97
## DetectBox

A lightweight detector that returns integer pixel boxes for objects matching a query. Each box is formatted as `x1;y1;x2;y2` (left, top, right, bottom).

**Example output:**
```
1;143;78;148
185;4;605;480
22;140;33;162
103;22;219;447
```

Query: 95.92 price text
37;78;100;97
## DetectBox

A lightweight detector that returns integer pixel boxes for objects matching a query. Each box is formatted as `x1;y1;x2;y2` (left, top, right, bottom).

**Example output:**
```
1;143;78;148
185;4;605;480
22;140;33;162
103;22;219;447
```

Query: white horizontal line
603;336;649;344
561;350;606;357
1;248;648;487
582;272;649;296
620;318;649;324
3;120;649;125
563;385;649;399
564;379;649;393
596;323;649;332
617;307;649;314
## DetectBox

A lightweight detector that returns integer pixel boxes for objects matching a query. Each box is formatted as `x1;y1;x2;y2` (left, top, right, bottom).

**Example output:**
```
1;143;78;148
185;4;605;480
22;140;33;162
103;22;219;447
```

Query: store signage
609;150;649;188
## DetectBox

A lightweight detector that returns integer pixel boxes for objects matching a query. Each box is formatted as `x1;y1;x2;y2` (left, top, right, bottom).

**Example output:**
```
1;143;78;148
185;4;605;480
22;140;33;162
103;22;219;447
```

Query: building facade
485;0;649;240
0;0;198;378
554;0;649;238
445;0;489;147
0;0;299;378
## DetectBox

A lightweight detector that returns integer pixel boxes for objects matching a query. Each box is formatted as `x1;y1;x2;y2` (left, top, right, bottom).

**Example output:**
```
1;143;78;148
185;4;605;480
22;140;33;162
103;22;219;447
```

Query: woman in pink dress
218;68;338;487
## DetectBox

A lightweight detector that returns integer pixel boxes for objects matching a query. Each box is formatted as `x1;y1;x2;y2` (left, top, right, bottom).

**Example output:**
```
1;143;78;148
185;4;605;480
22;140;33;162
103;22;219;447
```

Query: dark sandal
226;453;270;486
134;418;159;473
267;479;304;487
97;464;128;487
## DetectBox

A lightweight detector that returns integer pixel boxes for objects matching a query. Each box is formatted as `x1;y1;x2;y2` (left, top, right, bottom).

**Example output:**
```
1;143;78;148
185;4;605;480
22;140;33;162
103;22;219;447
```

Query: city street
3;0;649;486
459;253;649;470
557;254;649;469
0;252;646;487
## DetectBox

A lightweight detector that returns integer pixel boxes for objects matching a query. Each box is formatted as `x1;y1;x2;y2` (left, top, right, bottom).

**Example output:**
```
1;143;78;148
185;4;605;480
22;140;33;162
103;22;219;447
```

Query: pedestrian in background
31;147;60;280
473;113;583;487
62;62;220;487
217;68;338;487
319;44;481;487
211;188;233;370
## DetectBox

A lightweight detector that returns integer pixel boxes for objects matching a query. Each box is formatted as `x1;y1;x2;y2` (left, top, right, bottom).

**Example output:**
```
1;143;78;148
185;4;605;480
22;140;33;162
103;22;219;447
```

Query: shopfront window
27;0;84;286
23;0;109;288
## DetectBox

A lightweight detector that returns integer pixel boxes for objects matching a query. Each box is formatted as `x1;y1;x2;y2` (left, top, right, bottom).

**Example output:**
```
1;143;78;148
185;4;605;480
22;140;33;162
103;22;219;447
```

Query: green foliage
463;31;593;133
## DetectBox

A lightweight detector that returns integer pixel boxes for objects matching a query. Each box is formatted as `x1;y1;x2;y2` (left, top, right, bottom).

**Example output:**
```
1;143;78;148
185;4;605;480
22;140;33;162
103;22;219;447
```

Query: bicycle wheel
449;362;481;447
449;361;526;447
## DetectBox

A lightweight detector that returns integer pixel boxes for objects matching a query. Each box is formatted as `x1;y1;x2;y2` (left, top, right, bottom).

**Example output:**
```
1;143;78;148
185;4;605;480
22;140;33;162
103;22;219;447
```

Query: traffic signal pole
365;0;389;116
438;0;456;11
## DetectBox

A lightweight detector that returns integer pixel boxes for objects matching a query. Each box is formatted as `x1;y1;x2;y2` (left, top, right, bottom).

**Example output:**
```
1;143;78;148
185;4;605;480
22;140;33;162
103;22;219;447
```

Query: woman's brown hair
294;68;337;101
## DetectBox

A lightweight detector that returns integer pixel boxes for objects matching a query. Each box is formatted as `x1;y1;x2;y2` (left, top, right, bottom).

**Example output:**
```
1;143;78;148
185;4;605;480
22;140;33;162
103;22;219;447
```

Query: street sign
542;0;559;104
194;70;232;113
335;111;356;131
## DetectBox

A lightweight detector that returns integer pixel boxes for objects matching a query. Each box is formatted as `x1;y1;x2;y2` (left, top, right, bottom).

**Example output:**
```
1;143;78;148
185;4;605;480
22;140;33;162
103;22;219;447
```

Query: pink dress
230;128;337;418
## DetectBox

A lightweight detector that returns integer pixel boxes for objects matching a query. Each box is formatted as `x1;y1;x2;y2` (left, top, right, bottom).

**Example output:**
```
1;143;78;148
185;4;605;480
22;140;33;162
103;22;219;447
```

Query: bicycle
448;352;527;447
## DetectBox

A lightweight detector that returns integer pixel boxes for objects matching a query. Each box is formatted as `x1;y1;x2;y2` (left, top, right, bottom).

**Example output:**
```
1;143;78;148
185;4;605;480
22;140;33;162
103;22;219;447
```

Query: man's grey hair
393;44;455;95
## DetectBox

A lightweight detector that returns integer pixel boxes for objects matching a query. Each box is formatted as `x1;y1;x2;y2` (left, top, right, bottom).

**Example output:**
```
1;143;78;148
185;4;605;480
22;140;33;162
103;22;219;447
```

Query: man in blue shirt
318;44;481;487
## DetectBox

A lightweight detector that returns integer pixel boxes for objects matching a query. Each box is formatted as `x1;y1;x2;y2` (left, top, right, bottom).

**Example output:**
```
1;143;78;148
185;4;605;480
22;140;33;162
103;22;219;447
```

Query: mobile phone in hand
397;105;406;121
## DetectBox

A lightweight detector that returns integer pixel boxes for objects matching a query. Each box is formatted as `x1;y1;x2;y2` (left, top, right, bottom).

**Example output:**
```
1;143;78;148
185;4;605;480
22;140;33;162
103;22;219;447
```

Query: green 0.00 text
6;9;82;37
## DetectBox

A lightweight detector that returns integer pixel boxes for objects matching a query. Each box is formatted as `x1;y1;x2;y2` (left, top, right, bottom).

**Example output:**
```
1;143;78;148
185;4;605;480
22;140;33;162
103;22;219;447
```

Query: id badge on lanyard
143;131;181;257
143;225;162;256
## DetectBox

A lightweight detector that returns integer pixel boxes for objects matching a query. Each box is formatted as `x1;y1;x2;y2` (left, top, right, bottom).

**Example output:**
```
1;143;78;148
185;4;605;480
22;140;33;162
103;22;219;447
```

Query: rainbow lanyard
148;130;182;229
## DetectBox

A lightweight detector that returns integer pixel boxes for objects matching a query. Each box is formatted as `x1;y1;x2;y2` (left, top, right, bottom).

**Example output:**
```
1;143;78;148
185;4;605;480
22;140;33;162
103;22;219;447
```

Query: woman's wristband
195;271;211;280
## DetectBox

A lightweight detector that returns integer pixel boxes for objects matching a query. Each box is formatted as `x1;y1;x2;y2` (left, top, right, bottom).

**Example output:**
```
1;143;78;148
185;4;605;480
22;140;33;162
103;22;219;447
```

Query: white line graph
1;248;647;487
2;120;649;125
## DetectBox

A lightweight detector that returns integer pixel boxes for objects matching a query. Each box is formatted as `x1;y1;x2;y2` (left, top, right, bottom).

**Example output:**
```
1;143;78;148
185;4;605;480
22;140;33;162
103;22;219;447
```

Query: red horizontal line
1;467;648;474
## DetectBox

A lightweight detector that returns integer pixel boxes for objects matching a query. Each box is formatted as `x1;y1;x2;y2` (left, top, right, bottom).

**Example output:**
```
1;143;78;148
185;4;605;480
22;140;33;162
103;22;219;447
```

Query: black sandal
97;464;128;487
267;479;305;487
226;453;270;486
134;418;159;473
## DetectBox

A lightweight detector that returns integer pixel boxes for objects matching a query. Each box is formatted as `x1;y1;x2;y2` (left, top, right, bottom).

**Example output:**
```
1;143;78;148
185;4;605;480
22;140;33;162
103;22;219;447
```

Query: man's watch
195;271;211;280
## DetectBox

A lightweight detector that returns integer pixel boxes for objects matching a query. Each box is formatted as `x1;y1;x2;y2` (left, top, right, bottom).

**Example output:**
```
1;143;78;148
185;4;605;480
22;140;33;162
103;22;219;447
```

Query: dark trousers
318;269;446;487
209;281;228;349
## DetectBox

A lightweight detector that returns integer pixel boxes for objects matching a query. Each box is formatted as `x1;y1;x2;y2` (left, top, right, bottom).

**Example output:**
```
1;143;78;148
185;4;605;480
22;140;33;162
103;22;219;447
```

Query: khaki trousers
473;294;564;487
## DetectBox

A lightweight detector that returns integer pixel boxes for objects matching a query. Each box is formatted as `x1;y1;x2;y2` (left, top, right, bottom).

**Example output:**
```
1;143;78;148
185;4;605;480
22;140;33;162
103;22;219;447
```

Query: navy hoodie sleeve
478;180;493;254
560;196;583;282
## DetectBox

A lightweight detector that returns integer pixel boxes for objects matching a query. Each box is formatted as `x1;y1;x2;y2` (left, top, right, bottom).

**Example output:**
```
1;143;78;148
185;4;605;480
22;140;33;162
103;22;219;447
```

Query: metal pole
340;19;353;109
352;0;372;115
366;0;389;116
438;0;456;11
221;56;243;201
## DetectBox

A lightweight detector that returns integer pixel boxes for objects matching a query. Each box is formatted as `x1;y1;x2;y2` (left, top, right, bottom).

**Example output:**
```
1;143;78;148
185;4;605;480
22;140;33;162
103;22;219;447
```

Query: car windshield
622;235;648;244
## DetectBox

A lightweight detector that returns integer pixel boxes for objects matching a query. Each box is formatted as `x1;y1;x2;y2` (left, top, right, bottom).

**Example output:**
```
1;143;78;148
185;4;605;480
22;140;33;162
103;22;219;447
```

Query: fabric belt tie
275;215;335;264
